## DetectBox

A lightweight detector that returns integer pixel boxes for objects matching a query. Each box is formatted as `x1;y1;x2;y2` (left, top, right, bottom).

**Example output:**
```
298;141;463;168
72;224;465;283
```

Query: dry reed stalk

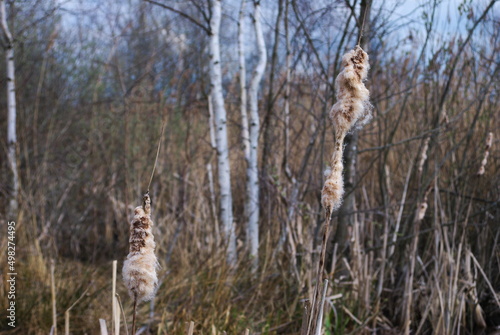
315;279;329;335
115;293;130;335
114;296;121;334
469;250;500;309
51;259;57;335
186;321;195;335
123;193;159;334
100;319;109;335
403;185;431;334
300;300;311;335
465;248;486;328
64;309;70;334
389;159;414;260
112;260;118;335
64;283;91;335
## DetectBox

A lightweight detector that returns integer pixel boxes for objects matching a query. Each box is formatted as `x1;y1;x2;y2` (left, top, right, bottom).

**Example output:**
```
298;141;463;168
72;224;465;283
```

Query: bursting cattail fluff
418;137;430;175
123;193;158;303
477;132;493;176
321;46;372;214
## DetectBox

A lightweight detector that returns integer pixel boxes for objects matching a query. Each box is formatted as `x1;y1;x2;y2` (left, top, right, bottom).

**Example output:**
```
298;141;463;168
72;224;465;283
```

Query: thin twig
143;0;210;34
64;283;92;335
357;0;368;46
470;251;500;309
147;119;167;192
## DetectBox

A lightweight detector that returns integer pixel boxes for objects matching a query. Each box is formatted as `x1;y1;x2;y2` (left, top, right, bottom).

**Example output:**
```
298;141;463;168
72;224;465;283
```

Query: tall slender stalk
51;259;57;335
132;295;137;335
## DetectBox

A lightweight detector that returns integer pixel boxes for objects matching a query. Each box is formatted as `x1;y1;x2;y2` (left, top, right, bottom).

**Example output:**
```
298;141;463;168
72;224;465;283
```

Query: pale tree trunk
283;0;291;176
208;91;216;150
238;0;250;162
335;0;371;258
282;0;296;248
1;0;18;217
209;0;236;265
246;0;266;268
207;92;220;246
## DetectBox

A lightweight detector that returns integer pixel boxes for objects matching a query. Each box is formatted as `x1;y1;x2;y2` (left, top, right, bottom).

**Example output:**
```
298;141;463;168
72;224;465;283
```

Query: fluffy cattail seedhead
330;45;372;133
123;193;158;303
477;132;493;176
418;137;430;175
322;46;371;215
416;202;428;222
321;134;346;214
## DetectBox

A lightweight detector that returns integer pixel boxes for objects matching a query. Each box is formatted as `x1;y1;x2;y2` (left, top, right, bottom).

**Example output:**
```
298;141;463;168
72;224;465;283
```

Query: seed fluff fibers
123;193;159;303
322;46;372;215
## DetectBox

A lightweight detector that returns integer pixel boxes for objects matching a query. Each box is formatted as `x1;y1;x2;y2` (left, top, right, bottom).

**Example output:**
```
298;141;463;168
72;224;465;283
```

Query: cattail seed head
321;134;346;214
477;132;493;176
123;193;159;303
321;46;371;215
321;169;345;214
418;137;430;174
416;202;428;221
330;45;372;133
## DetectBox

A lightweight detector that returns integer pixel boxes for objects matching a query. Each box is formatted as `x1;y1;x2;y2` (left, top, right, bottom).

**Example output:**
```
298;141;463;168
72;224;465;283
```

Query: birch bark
246;0;266;268
283;0;297;249
238;0;250;161
209;0;237;265
1;0;18;216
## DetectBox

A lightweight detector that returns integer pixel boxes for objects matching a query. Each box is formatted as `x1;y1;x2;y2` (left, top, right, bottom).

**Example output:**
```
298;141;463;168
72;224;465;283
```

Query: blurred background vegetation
0;0;499;334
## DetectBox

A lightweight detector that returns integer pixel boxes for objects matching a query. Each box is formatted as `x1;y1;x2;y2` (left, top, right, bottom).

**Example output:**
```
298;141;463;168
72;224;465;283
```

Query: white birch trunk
209;0;236;265
238;0;250;162
279;0;294;252
246;0;266;268
283;0;291;174
1;0;18;216
208;91;216;150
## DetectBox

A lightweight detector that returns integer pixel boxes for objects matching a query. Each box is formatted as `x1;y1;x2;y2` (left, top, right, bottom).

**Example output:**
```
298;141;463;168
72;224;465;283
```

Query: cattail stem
315;279;329;335
307;213;332;335
316;212;332;287
132;294;137;335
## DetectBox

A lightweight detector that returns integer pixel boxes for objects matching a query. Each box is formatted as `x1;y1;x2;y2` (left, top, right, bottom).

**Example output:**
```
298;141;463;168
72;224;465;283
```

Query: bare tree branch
143;0;210;34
